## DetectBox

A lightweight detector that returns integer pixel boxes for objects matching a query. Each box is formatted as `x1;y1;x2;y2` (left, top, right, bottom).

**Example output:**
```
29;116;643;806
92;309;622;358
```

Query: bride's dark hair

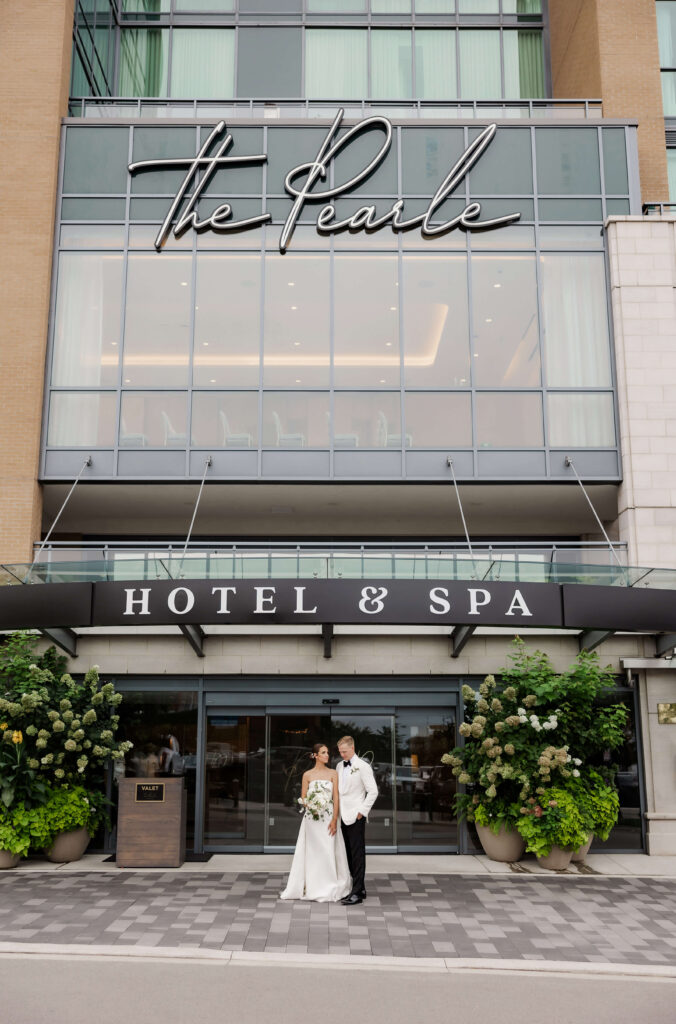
310;742;327;759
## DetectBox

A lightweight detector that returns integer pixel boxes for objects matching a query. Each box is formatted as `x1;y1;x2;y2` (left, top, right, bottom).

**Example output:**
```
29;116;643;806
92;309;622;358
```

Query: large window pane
540;253;611;387
402;254;470;386
262;392;329;448
459;30;501;99
404;392;471;447
237;28;301;98
52;253;123;387
661;71;676;116
476;392;543;447
123;254;191;387
118;29;168;97
602;128;629;194
547;393;615;448
467;126;532;194
401;128;465;193
63;127;129;194
415;31;457;100
371;30;413;100
334;255;400;387
668;150;676;202
263;254;330;387
193;254;260;387
535;129;601;195
305;30;367;99
333;392;401;448
503;30;544;98
471;254;540;386
416;1;455;10
191;392;258;448
170;29;234;98
120;391;188;447
657;1;676;66
47;392;116;447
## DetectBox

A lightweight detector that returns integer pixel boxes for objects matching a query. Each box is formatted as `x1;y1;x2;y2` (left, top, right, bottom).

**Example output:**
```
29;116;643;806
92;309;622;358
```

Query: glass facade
43;118;635;480
72;1;546;101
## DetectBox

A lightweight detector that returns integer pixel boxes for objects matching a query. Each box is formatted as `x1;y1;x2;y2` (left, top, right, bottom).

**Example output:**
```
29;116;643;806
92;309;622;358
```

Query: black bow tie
343;760;352;768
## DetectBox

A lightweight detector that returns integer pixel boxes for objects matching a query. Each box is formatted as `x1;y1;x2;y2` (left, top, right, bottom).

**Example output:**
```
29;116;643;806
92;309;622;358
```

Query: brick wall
549;0;669;202
0;0;75;565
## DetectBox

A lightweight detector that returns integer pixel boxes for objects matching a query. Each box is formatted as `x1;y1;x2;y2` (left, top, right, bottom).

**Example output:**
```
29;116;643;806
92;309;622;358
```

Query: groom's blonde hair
337;735;355;748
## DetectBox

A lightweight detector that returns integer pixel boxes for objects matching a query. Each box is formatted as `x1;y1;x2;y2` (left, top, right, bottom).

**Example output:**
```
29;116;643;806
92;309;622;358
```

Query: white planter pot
476;823;525;862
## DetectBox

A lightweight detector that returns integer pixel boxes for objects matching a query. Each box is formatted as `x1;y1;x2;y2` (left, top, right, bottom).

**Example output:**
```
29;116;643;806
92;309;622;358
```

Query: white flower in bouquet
300;786;333;821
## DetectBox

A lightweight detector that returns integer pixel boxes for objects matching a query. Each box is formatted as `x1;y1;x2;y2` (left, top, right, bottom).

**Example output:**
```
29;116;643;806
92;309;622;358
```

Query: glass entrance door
204;700;457;852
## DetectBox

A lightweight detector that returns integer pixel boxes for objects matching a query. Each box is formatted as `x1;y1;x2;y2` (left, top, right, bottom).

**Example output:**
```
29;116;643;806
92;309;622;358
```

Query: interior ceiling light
180;281;188;286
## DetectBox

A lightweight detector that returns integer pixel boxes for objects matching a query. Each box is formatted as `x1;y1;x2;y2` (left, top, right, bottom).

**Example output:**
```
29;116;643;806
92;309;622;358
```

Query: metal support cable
447;457;478;579
177;456;212;578
24;456;92;584
564;455;627;580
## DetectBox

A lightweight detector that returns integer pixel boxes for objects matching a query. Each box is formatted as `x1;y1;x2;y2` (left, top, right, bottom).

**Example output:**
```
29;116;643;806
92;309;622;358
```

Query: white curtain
52;253;122;387
540;253;611;387
371;30;413;100
170;29;235;98
305;29;368;99
459;30;501;99
547;393;615;448
415;30;457;100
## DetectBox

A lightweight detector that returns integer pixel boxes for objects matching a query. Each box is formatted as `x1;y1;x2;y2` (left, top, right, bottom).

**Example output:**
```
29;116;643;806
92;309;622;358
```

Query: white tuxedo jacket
337;754;378;826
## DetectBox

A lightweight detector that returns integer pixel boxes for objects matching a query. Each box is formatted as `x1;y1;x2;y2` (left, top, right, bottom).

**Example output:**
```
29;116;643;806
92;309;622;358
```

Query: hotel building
1;0;676;855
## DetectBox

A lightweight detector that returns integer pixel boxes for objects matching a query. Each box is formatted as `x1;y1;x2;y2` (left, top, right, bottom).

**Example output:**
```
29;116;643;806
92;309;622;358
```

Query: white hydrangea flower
517;708;526;716
573;769;580;777
573;758;582;766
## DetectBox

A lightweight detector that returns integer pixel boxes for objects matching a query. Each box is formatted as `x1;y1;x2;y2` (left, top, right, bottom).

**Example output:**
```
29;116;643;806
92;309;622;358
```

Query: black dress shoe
359;890;367;899
340;893;363;905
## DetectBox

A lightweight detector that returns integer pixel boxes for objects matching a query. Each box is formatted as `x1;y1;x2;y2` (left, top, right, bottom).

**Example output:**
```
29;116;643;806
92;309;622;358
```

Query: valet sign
92;579;563;628
128;110;520;253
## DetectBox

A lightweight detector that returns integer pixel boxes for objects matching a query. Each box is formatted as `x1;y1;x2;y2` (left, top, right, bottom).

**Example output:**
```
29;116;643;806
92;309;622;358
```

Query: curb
1;943;675;979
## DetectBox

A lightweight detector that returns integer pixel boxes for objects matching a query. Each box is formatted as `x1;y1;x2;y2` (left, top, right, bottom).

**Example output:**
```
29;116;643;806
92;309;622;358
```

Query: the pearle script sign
128;109;521;253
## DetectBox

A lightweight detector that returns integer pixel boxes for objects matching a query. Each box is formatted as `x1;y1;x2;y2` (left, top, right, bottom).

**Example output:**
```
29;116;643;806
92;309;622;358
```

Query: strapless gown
280;779;352;902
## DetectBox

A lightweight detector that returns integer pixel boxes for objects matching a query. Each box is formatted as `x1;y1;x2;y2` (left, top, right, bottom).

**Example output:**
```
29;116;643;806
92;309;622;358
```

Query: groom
336;735;379;906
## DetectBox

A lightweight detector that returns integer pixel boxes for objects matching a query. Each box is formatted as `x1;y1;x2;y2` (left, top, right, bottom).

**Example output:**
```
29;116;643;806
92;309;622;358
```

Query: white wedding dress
280;779;352;902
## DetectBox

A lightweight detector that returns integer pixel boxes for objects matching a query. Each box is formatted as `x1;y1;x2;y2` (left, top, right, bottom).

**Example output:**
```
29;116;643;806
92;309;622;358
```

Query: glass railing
3;543;674;589
67;97;604;121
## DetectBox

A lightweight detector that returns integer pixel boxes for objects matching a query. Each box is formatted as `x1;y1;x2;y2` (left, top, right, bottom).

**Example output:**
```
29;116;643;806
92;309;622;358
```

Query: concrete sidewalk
1;865;675;971
10;851;676;877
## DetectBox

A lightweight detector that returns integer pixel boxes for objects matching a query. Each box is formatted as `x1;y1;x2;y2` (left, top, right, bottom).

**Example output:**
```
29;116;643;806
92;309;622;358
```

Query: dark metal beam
451;624;476;658
322;623;334;659
578;629;615;653
40;628;78;659
180;623;205;658
655;633;676;658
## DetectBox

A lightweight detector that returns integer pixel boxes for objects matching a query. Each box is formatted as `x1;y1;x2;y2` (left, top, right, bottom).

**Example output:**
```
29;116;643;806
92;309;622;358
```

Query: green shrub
27;786;103;851
515;787;589;859
0;802;32;858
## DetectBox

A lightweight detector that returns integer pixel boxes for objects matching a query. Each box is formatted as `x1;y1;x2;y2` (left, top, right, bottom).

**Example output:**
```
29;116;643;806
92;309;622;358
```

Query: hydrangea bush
0;633;131;811
443;639;628;842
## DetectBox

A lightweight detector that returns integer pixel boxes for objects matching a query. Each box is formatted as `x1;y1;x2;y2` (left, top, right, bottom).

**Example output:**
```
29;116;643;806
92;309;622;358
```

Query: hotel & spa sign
1;579;676;634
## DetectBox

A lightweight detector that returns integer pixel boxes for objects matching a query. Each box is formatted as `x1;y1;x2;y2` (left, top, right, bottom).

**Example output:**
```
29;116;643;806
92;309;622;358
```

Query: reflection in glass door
204;713;266;847
266;714;330;847
329;714;395;848
395;709;457;849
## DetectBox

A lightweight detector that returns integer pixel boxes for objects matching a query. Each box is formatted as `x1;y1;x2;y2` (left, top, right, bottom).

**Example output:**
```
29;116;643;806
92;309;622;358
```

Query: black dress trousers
341;816;366;894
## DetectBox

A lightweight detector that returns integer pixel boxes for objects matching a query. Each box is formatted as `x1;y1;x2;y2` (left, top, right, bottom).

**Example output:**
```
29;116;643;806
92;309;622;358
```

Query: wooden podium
116;777;187;868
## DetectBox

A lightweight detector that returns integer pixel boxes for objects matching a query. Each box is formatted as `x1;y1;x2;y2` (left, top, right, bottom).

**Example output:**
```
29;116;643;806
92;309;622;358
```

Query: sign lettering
128;110;520;253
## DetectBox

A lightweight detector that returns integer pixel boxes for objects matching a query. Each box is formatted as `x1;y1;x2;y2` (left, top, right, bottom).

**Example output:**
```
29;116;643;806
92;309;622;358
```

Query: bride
280;742;351;902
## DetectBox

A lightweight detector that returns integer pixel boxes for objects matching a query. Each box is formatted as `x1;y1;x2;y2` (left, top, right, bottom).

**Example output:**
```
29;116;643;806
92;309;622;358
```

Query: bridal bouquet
297;788;332;821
